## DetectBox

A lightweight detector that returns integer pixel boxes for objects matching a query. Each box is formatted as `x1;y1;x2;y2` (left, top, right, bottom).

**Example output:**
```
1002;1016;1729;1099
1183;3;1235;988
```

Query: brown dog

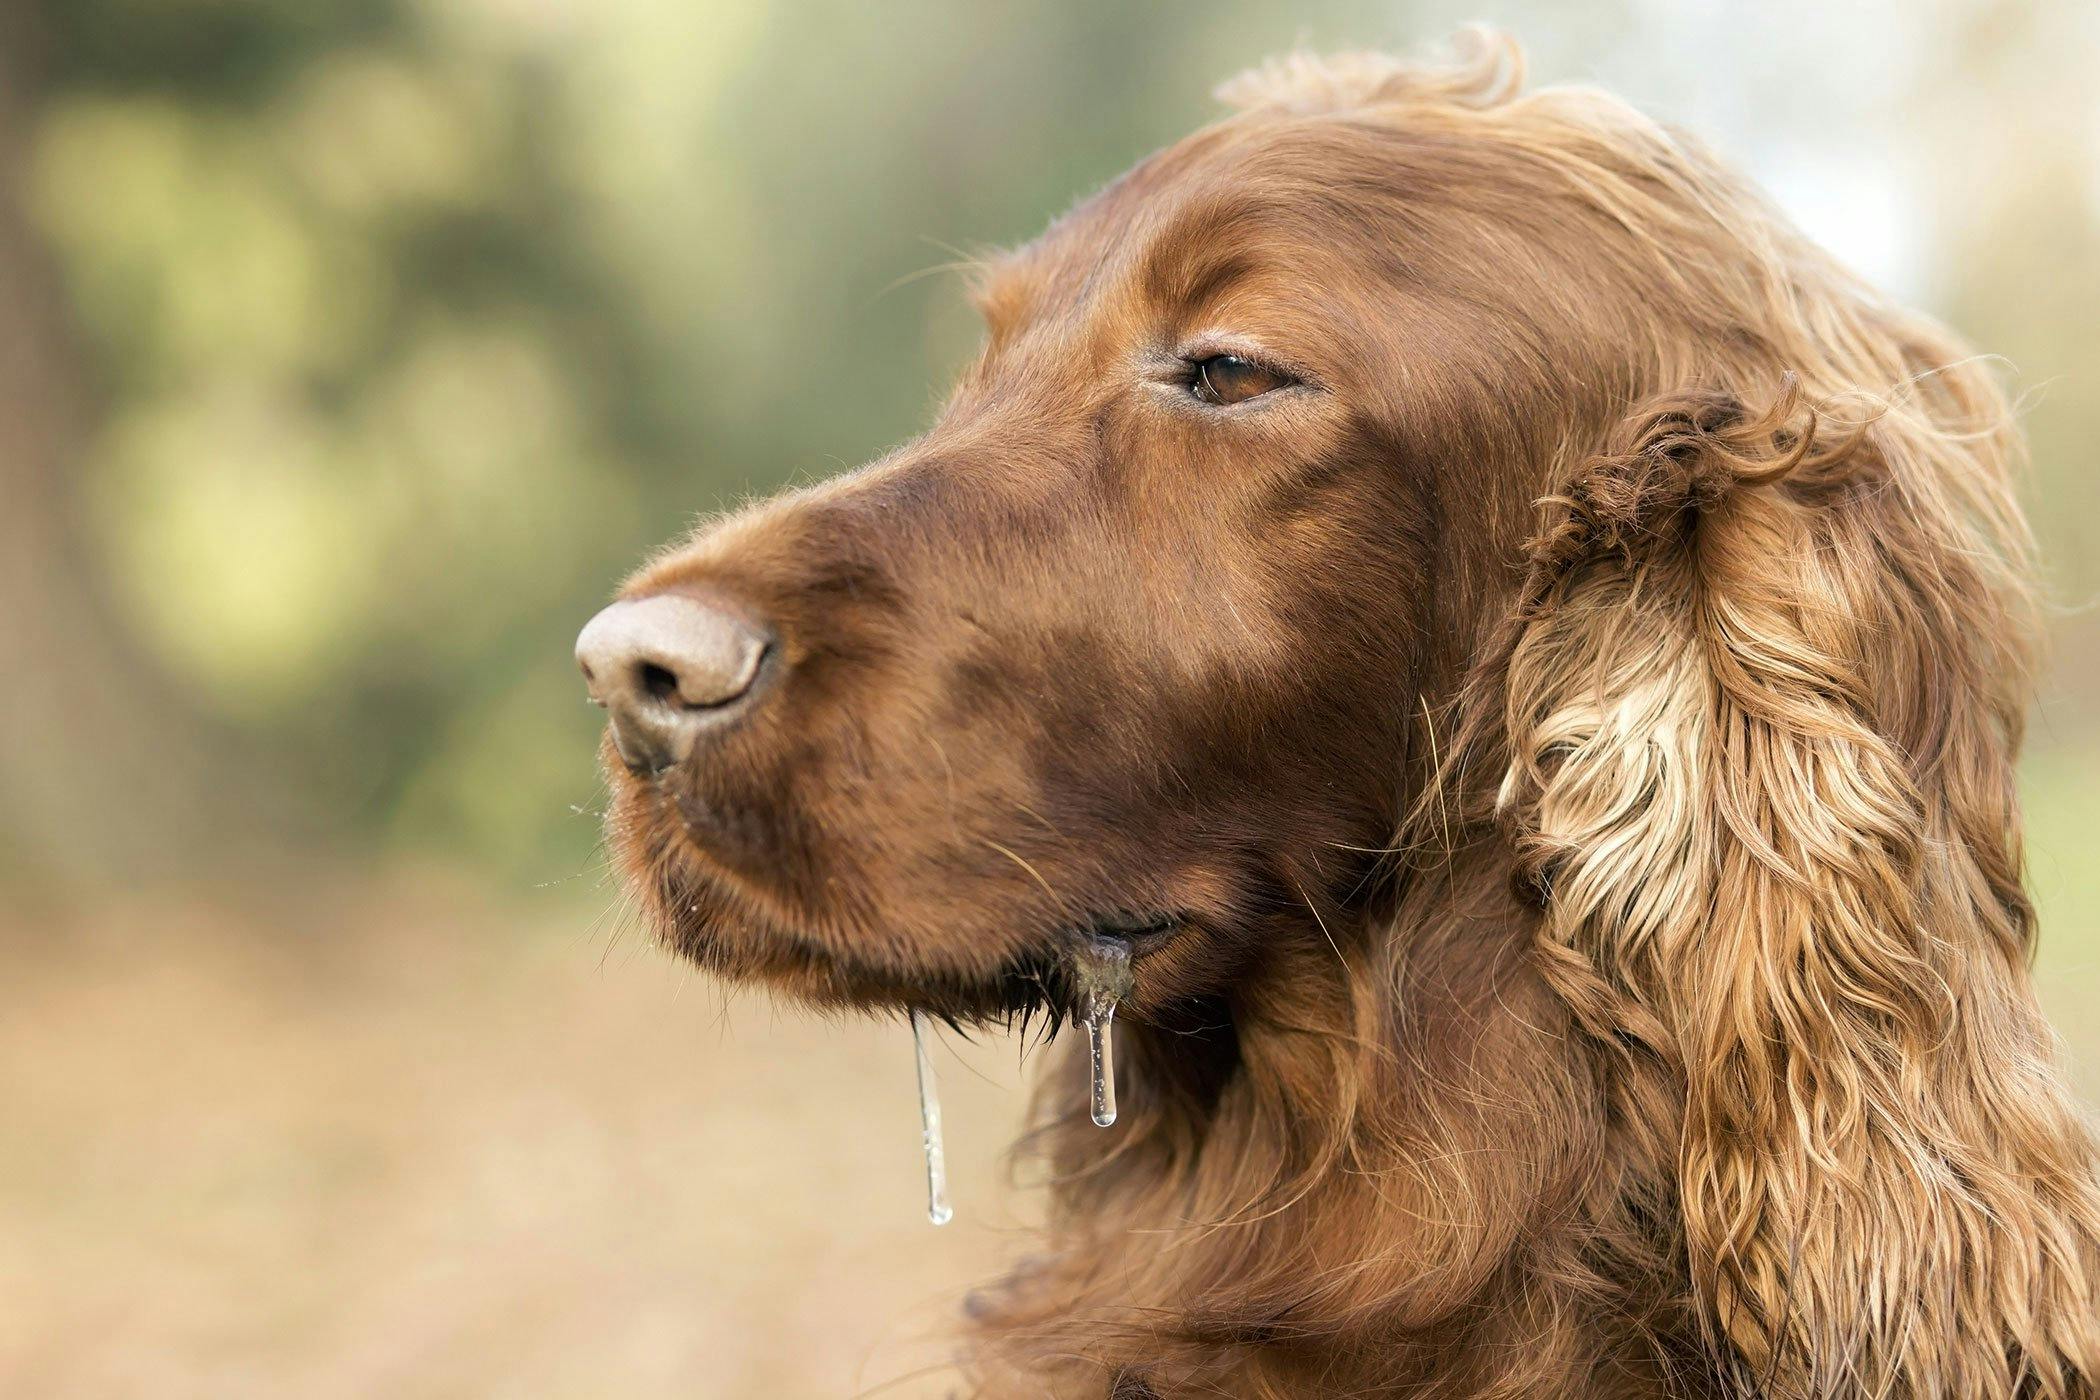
578;32;2100;1399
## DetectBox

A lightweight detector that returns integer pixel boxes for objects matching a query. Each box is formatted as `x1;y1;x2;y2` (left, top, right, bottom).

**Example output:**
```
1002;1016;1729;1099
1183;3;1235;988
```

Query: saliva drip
1086;1001;1118;1126
909;1009;953;1226
1072;939;1135;1128
906;941;1133;1221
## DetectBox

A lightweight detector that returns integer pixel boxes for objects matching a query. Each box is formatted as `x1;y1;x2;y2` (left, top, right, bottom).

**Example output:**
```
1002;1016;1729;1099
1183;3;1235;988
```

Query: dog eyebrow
1152;247;1259;320
1132;191;1292;315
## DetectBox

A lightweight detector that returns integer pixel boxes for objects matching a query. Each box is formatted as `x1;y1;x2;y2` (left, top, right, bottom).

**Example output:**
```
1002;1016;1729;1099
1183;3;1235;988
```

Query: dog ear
1480;375;2100;1393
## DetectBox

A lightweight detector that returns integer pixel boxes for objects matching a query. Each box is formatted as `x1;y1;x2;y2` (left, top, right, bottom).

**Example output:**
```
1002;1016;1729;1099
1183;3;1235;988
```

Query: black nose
575;593;772;775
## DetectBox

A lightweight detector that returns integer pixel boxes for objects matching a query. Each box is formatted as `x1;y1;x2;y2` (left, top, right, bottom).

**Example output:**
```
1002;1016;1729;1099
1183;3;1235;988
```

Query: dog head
581;37;1590;1024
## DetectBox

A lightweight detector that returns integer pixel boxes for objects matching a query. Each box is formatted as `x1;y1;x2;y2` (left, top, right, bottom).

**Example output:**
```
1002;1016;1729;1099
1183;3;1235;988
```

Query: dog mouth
1076;910;1179;959
841;910;1187;1032
650;848;1189;1028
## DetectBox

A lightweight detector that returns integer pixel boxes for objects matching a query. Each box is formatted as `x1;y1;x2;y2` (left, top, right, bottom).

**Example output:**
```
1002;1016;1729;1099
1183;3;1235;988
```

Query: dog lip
651;833;1190;1015
1075;911;1183;960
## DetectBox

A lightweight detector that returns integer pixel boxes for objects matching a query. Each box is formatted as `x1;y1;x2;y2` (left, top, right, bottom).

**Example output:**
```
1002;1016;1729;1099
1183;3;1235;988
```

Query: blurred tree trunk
0;8;276;888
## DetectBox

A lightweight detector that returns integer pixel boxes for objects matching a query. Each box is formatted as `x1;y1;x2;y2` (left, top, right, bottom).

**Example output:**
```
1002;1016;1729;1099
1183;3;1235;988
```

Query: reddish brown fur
597;32;2100;1397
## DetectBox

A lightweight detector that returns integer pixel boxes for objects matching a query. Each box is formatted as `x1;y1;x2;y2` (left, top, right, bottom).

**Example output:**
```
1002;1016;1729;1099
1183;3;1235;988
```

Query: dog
577;31;2100;1398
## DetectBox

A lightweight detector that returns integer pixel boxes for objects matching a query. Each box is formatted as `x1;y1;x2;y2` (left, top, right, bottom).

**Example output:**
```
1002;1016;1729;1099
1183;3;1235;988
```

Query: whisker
1289;874;1346;971
982;838;1061;906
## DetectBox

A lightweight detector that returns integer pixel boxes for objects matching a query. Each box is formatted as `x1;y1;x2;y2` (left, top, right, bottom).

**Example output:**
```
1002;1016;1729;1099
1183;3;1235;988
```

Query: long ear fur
1483;375;2100;1395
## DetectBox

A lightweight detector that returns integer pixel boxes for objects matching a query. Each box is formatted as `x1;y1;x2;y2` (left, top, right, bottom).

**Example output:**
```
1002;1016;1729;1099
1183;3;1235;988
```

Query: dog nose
575;594;772;775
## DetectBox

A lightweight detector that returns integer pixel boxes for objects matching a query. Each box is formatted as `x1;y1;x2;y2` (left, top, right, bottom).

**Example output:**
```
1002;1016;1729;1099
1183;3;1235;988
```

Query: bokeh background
4;1;2097;1395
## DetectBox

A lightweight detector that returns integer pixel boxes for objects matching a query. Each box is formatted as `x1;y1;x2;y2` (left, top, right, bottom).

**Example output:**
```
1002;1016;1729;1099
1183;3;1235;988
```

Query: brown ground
0;873;1032;1398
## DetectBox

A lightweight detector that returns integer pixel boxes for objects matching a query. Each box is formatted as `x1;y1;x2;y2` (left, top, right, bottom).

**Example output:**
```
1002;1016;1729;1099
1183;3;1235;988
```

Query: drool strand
909;1009;953;1225
1085;1003;1117;1126
1072;939;1135;1128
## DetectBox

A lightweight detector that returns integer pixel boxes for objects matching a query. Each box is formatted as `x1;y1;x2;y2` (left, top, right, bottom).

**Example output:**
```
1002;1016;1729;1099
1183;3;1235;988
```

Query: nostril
638;661;683;704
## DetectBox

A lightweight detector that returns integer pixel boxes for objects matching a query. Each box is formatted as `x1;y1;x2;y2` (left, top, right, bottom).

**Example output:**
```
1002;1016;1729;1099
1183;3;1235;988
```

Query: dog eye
1190;354;1292;406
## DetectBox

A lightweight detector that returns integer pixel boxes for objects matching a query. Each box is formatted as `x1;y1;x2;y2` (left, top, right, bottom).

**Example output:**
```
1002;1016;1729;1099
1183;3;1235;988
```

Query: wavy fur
1485;378;2100;1395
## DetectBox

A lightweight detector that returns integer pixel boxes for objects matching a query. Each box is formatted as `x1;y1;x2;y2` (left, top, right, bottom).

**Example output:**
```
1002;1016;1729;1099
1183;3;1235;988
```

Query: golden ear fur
1482;375;2100;1395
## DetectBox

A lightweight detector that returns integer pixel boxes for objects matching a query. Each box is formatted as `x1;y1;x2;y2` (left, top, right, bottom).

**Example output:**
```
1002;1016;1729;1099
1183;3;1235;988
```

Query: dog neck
962;840;1702;1397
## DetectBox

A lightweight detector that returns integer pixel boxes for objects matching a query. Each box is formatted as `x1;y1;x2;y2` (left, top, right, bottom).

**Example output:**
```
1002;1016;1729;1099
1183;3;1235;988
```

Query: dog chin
646;863;1192;1036
637;867;1054;1025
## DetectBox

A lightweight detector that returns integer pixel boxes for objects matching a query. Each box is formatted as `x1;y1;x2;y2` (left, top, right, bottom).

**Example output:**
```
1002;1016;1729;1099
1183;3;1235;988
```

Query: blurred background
3;0;2096;1394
